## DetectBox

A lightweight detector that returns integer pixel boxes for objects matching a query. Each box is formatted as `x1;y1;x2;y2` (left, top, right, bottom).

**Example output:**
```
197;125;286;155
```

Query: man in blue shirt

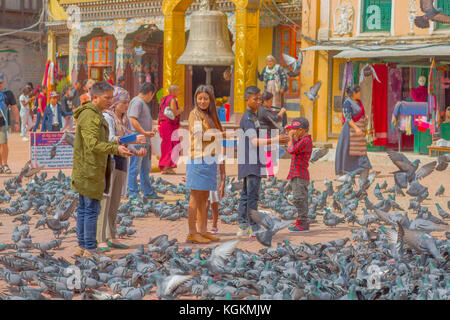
237;86;289;238
0;74;20;174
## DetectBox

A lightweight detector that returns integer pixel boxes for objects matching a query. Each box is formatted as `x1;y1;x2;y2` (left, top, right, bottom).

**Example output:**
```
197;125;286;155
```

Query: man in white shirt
19;87;33;141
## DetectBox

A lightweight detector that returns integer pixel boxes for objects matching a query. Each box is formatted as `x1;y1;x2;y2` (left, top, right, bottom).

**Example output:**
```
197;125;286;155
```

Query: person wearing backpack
158;84;183;175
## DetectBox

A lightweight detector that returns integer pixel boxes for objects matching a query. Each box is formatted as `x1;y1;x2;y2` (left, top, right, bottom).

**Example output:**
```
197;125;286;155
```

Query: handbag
163;106;175;120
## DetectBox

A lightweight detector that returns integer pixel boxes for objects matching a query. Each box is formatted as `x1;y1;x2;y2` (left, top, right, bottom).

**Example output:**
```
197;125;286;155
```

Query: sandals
107;240;129;249
161;169;176;175
2;165;11;174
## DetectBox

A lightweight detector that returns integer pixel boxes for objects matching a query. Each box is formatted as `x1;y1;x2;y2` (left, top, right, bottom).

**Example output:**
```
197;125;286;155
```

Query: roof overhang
333;44;450;59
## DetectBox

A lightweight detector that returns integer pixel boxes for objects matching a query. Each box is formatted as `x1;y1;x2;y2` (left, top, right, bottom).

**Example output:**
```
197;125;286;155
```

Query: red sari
158;94;181;170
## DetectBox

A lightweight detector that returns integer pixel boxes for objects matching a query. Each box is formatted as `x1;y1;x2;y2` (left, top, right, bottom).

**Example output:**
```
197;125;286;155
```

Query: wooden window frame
280;26;301;96
87;36;115;66
436;0;450;30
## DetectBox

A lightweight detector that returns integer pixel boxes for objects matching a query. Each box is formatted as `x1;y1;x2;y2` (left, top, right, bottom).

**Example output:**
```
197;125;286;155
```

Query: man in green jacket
71;81;133;257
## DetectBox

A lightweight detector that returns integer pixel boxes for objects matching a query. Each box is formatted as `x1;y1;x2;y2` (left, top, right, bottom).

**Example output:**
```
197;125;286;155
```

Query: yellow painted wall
257;27;274;93
49;0;68;21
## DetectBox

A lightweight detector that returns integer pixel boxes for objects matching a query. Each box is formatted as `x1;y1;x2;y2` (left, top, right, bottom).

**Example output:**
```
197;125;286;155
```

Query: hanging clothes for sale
372;64;388;146
359;65;377;143
341;61;353;105
387;67;403;144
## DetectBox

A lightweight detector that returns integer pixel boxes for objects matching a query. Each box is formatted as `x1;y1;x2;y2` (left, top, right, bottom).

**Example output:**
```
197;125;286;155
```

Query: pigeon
204;240;239;275
435;203;450;219
373;209;403;226
250;209;295;247
409;218;447;233
23;165;46;178
387;151;420;178
309;148;329;163
414;161;437;181
415;0;450;29
304;81;322;103
394;172;409;189
386;223;444;262
435;185;445;197
282;50;303;77
406;180;428;197
53;198;78;221
155;275;193;300
436;154;450;171
50;132;75;159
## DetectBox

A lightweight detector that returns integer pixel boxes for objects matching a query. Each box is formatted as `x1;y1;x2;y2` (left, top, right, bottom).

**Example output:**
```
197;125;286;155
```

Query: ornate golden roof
56;0;300;22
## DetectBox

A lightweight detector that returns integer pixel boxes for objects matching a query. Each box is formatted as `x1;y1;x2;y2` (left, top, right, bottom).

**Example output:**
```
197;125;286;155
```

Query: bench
428;145;450;157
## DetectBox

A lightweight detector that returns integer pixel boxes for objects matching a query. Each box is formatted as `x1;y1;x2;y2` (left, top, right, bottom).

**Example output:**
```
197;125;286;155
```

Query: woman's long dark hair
346;85;361;99
193;84;223;132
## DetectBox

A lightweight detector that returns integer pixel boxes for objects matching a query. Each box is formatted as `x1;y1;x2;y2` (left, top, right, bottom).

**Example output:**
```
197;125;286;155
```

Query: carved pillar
69;31;80;86
232;0;261;114
162;11;186;104
47;30;56;63
115;35;126;80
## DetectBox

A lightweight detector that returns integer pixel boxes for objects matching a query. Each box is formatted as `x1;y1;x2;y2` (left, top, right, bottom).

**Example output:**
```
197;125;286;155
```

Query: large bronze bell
177;0;235;66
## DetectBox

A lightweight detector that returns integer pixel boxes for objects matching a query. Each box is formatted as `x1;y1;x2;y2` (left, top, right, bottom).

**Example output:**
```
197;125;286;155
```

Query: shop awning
334;44;450;59
302;45;350;51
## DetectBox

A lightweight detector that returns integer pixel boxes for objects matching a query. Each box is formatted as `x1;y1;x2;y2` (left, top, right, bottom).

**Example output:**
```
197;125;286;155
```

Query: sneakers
288;219;310;232
236;228;248;237
22;137;29;142
186;233;211;244
237;228;257;238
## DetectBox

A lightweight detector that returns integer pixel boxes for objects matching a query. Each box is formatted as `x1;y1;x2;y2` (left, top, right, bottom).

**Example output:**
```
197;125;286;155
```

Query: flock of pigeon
0;150;449;300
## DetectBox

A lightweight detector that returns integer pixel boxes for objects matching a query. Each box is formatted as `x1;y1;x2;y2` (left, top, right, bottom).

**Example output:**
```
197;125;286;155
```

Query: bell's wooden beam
232;0;261;114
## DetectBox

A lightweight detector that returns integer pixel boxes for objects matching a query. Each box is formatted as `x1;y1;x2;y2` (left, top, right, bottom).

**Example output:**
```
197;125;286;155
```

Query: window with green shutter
362;0;392;32
436;0;450;30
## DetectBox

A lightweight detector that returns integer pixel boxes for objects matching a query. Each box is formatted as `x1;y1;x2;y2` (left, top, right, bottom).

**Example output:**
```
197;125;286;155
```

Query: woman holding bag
158;84;182;174
96;87;147;251
335;85;372;176
186;85;225;244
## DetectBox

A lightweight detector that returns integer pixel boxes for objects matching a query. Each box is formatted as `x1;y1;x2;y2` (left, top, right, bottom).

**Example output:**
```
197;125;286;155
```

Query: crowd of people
1;70;321;254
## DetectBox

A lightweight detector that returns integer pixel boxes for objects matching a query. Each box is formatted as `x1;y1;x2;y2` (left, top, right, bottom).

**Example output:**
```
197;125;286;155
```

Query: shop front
322;43;450;154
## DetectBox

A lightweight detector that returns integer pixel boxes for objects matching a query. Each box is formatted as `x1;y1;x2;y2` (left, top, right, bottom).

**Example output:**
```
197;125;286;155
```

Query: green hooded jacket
71;102;119;200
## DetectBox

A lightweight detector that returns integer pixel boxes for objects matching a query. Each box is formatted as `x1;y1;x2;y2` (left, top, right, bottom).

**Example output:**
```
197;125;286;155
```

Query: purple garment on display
341;61;354;105
387;68;402;144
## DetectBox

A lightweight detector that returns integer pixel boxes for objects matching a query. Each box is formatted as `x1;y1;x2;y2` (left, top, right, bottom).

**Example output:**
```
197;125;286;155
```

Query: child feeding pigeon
285;117;313;232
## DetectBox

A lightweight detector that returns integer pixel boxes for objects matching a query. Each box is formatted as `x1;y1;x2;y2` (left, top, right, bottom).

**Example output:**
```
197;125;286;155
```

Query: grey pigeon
155;275;193;300
415;0;450;29
304;81;322;102
386;223;444;262
250;209;295;247
406;180;427;197
309;148;329;163
205;240;239;275
435;185;444;197
436;154;450;171
282;51;302;77
409;218;447;233
414;161;437;181
435;203;450;219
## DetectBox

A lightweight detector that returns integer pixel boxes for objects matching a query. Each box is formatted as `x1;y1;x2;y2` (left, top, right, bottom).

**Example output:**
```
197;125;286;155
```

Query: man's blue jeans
237;175;261;231
77;194;101;250
32;112;42;132
127;144;156;197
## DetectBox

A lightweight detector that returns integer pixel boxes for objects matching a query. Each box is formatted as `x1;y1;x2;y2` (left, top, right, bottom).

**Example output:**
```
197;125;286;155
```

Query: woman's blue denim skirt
186;155;218;191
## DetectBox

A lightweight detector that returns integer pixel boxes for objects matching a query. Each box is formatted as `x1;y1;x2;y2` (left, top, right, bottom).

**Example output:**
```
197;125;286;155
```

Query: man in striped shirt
285;117;313;232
